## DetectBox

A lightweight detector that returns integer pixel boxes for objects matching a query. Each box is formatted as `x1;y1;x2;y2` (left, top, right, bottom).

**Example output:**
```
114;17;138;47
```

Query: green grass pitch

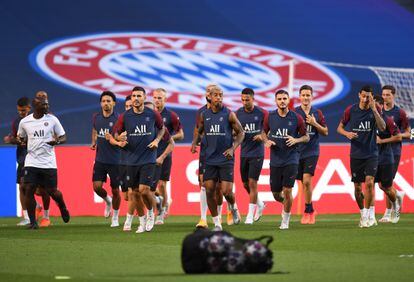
1;215;413;281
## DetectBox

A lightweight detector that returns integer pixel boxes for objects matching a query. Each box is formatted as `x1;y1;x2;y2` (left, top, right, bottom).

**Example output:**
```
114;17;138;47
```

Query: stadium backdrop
0;0;413;216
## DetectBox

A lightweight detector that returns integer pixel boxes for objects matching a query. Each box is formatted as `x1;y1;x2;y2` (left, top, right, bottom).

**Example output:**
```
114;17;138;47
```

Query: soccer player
262;90;309;230
17;96;70;229
235;88;267;224
337;85;386;228
113;86;165;233
191;85;244;231
373;95;402;223
90;91;121;227
119;95;132;203
152;88;184;223
379;85;410;222
191;83;224;228
294;85;328;224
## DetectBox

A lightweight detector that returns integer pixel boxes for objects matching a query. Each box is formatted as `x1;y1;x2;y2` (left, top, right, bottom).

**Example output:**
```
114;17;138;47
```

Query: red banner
45;145;414;216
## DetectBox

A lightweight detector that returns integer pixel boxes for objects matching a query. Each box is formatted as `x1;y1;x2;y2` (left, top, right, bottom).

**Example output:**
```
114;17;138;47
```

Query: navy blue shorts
392;154;401;179
350;157;378;183
127;164;155;189
270;165;298;193
92;161;120;188
296;156;319;180
159;155;172;181
240;157;264;182
375;163;394;188
151;164;162;192
23;167;58;190
16;162;24;183
118;165;128;192
203;164;234;183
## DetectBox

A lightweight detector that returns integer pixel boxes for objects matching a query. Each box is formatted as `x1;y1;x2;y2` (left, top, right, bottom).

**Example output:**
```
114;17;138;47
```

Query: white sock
369;206;375;220
126;213;133;224
155;196;161;204
212;216;221;226
362;208;368;218
247;203;256;219
104;196;112;204
113;209;119;219
257;198;264;207
36;202;41;209
200;187;207;221
396;190;403;198
217;205;223;216
148;208;154;217
360;209;364;217
385;208;393;215
139;215;146;225
282;210;291;223
43;210;50;219
23;210;29;220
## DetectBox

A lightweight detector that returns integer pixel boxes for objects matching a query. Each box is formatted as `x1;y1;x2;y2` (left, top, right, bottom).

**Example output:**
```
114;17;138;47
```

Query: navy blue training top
383;105;409;157
92;112;120;165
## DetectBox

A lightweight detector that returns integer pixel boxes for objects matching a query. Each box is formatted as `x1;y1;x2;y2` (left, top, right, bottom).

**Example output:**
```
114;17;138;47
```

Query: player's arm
90;128;97;150
171;112;184;141
4;119;20;144
286;115;309;147
307;110;328;136
377;118;402;144
369;96;386;131
253;109;268;142
399;109;411;139
105;132;127;148
261;113;275;147
157;133;175;165
223;112;245;159
47;134;67;146
191;112;204;154
16;122;27;146
148;111;165;149
337;106;358;140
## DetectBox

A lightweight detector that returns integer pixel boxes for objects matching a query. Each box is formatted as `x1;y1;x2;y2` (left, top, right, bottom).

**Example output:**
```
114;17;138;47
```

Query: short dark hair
100;91;116;102
299;85;313;94
17;97;30;107
382;85;396;95
132;86;146;94
241;87;254;96
374;95;384;105
125;95;131;102
275;89;289;97
359;85;373;93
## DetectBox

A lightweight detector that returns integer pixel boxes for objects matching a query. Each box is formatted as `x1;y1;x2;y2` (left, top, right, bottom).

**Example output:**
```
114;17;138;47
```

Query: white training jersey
17;113;65;169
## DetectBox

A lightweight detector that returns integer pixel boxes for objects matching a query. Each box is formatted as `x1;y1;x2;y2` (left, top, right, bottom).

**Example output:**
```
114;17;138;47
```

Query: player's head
144;101;155;110
381;85;396;105
100;91;116;113
299;85;313;106
16;97;31;118
209;85;223;108
358;85;373;107
35;91;49;113
241;87;254;111
373;95;384;110
32;96;48;115
125;95;132;111
153;88;167;111
205;83;218;104
275;89;290;110
131;86;146;108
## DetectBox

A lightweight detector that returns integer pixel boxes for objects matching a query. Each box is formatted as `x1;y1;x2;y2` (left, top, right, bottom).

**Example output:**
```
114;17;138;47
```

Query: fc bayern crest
30;32;346;110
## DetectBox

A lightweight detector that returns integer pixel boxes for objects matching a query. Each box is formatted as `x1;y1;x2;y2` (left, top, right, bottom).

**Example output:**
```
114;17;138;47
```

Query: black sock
305;203;314;213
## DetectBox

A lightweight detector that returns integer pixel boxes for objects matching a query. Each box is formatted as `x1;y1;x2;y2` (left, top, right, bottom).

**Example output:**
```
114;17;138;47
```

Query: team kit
6;83;410;231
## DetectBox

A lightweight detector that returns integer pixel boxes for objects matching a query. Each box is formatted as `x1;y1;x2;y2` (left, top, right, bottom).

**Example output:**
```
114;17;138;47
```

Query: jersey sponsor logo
131;124;151;136
206;124;225;136
30;32;346;110
98;128;109;137
271;128;289;138
243;123;260;134
34;129;45;137
355;121;372;132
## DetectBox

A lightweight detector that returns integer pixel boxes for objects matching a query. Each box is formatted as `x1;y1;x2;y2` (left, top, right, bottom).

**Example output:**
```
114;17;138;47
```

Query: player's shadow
137;271;289;277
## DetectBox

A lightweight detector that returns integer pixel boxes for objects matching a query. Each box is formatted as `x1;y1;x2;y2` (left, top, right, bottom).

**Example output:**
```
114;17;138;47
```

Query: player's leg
92;162;112;218
137;164;156;232
196;159;208;228
279;165;298;230
133;188;147;233
219;165;240;226
302;156;318;224
108;165;121;227
240;157;253;223
158;156;171;219
363;158;378;228
36;187;51;227
216;183;225;224
43;169;70;223
22;167;41;229
17;164;30;226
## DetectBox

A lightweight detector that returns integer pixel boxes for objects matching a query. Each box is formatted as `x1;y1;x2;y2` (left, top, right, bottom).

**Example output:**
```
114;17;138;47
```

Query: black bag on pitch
181;229;273;274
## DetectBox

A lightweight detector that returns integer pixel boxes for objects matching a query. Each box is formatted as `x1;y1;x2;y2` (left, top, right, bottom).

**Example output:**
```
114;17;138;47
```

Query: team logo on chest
30;32;346;110
355;121;372;132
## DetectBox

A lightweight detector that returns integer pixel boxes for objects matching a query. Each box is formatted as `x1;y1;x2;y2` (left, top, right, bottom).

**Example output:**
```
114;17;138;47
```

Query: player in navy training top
379;85;410;222
191;84;225;229
191;85;245;231
337;85;386;228
294;85;328;225
113;86;165;233
373;95;402;223
153;88;184;223
90;91;121;228
236;88;267;224
262;90;309;230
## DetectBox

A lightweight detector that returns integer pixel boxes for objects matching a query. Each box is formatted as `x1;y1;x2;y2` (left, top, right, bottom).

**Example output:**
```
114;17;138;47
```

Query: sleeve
296;114;307;136
386;116;400;136
170;111;183;132
92;113;98;129
11;118;18;137
112;113;125;134
53;117;66;137
263;112;270;133
316;109;327;127
399;109;409;131
154;110;163;130
195;108;202;127
17;120;26;138
340;105;352;126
